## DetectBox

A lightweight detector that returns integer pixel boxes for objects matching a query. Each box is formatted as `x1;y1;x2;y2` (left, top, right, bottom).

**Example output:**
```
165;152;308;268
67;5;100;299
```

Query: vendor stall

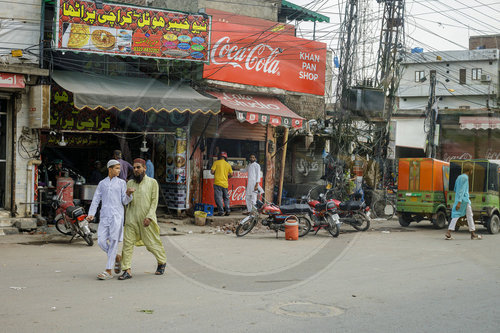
202;170;263;206
41;70;220;214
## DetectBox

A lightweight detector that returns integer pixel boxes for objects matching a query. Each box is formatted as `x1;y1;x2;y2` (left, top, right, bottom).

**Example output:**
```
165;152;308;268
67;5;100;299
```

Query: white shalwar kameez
88;176;132;270
242;161;263;212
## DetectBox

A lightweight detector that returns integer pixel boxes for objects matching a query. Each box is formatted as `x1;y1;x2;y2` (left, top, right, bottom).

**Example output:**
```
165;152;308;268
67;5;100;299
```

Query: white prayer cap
107;159;120;168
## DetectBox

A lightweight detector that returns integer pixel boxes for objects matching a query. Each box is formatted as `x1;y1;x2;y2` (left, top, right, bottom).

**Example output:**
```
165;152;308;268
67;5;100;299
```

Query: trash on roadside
188;230;193;234
55;270;62;273
381;231;390;234
9;286;26;290
138;309;154;314
51;307;57;311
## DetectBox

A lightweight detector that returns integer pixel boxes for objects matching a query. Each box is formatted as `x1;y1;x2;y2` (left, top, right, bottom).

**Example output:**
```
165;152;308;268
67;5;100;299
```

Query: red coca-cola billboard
203;15;327;96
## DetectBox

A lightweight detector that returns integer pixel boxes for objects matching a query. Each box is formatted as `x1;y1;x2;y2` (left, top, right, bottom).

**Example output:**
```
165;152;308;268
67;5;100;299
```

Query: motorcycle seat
280;204;311;214
339;200;363;211
66;205;84;219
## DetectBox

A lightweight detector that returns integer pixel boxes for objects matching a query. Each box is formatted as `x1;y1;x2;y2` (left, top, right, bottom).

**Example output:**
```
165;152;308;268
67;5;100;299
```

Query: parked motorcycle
306;193;340;237
331;192;371;231
53;183;94;246
236;196;312;238
303;186;370;232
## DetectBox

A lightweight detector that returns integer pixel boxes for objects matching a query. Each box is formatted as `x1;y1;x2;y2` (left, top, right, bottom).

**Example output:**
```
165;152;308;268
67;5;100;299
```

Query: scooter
236;195;312;238
53;183;94;246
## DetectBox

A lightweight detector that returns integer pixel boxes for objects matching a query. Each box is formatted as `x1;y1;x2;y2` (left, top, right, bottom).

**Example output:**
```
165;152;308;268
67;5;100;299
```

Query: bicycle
370;186;396;220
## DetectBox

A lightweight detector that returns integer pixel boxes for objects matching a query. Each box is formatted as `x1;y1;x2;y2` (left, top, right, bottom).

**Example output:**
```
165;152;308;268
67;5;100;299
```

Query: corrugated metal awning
460;116;500;130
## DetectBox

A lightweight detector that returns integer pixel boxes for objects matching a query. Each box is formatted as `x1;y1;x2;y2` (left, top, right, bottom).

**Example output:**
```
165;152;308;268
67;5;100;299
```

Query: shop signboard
203;16;327;96
50;85;117;131
54;0;211;62
0;73;24;88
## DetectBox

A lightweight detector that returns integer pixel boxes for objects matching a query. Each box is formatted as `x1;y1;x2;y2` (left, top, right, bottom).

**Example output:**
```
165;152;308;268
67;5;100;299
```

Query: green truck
396;158;450;229
448;160;500;234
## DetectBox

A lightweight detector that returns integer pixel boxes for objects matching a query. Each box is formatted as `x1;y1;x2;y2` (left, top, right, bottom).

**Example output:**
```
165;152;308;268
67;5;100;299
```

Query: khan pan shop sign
203;19;327;96
55;0;211;61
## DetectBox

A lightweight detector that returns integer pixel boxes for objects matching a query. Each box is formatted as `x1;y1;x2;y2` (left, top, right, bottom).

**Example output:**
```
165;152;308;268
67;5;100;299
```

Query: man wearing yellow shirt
211;152;233;216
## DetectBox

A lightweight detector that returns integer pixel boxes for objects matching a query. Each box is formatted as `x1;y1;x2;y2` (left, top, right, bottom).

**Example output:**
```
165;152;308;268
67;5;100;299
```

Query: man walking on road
242;153;263;214
211;151;233;216
118;158;167;280
88;160;134;280
446;162;482;240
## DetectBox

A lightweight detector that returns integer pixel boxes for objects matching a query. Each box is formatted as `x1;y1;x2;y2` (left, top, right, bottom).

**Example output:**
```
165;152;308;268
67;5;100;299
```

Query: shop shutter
217;119;267;141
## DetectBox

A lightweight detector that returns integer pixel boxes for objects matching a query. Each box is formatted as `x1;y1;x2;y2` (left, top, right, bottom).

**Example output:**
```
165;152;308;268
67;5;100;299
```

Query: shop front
41;70;220;214
189;91;303;208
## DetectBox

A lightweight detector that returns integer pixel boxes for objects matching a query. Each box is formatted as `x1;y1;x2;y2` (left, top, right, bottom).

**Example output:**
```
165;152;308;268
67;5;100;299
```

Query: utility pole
426;71;437;158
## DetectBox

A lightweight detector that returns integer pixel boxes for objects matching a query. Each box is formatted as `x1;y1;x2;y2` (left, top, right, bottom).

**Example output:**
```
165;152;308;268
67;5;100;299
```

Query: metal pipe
26;159;42;216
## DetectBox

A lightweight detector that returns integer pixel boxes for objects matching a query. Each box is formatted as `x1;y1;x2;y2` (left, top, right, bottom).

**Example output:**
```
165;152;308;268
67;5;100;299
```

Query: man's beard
133;172;145;183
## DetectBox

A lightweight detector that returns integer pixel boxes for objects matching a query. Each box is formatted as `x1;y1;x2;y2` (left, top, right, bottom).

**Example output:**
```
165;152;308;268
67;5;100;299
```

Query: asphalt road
1;219;499;333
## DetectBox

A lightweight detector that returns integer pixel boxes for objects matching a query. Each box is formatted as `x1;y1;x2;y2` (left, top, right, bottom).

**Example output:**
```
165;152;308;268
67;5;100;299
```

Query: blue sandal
155;263;166;275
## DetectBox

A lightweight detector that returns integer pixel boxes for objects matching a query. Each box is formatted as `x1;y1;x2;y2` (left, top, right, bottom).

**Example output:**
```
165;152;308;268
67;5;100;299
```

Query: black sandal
155;263;166;275
118;271;132;280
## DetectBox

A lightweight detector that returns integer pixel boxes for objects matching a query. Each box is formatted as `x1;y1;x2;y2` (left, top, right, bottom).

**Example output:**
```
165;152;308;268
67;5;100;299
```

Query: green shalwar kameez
121;175;166;271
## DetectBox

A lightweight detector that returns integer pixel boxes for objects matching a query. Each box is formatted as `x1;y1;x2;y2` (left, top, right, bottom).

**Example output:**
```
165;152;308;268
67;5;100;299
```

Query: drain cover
271;302;344;318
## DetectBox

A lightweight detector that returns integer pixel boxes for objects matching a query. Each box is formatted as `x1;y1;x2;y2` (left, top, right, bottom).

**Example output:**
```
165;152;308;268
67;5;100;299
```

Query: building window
415;71;425;82
459;69;466;84
472;68;482;80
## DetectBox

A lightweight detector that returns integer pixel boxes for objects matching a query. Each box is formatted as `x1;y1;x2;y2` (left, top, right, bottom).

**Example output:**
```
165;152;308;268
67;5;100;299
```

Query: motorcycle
304;186;371;232
333;197;371;232
236;195;312;238
306;193;341;237
52;183;94;246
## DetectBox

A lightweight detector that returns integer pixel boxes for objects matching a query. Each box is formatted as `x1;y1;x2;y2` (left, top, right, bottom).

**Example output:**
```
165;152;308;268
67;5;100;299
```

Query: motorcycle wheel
325;215;340;238
77;229;94;246
236;216;257;237
83;233;94;246
55;218;72;236
297;216;312;237
352;212;370;231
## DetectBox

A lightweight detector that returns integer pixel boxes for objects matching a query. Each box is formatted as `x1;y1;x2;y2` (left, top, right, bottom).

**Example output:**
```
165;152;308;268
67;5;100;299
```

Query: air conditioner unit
29;85;51;129
480;74;491;82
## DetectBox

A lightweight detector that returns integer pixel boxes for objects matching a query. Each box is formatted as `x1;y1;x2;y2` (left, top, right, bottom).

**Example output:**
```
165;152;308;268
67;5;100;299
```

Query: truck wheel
399;213;412;227
486;214;500;234
433;210;447;229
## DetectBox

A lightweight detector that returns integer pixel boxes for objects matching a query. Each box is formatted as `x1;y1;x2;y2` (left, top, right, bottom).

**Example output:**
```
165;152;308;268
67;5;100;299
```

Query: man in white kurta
242;154;263;213
88;160;133;280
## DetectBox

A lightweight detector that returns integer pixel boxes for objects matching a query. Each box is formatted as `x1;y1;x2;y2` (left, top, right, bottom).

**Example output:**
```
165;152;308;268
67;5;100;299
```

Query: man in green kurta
118;158;167;280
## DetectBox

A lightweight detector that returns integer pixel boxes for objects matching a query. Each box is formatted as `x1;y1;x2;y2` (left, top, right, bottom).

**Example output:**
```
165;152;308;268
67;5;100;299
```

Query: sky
290;0;500;52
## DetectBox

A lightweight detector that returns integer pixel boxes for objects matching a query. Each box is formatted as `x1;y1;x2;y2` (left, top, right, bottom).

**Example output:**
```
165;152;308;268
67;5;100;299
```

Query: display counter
202;170;263;206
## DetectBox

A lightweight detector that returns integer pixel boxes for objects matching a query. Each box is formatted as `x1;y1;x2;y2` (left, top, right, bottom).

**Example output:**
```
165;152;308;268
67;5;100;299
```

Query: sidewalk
0;210;407;245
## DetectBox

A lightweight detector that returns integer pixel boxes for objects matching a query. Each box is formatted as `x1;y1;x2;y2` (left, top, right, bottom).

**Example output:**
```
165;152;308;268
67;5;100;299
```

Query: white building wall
0;0;41;65
14;93;39;217
398;49;499;110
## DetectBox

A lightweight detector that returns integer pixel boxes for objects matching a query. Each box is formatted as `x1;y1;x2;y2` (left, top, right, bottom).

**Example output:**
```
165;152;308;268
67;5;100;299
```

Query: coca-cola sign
204;19;326;96
211;37;281;75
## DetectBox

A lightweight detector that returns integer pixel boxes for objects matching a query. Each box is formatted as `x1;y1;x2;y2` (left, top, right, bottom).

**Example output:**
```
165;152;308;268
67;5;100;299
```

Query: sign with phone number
55;0;211;62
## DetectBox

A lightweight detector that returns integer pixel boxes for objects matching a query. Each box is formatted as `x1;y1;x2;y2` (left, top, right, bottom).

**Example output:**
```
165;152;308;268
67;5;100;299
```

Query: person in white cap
88;159;134;280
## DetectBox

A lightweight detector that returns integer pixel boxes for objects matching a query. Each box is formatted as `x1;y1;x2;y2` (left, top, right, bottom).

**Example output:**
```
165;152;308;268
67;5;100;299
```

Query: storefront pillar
277;127;289;205
264;125;276;203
